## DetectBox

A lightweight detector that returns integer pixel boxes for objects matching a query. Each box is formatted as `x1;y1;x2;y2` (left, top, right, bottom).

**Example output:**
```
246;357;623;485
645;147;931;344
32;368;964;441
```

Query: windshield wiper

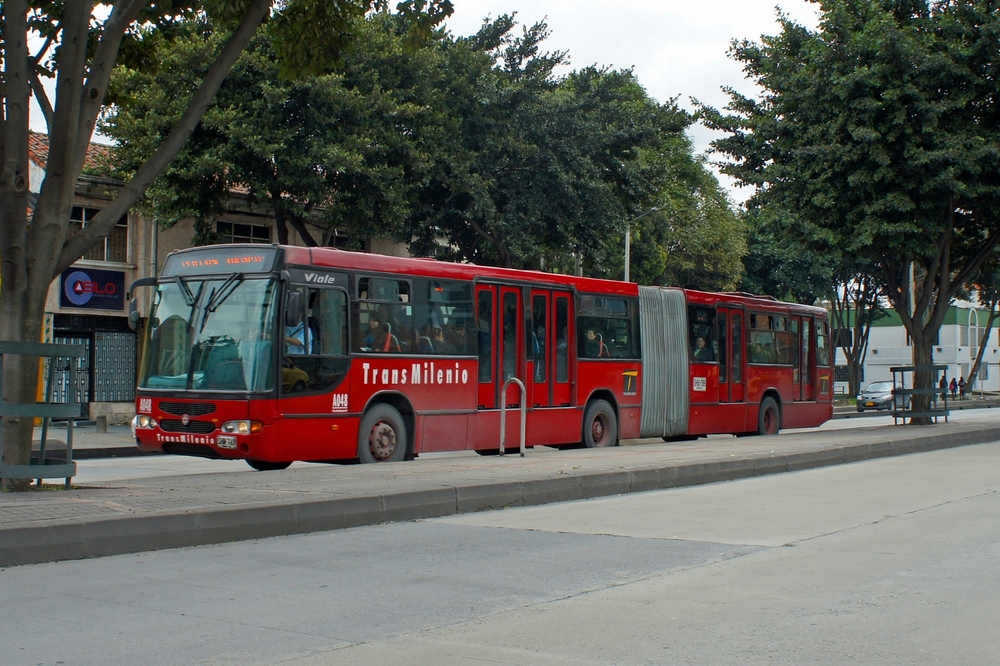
206;273;244;313
172;276;197;306
199;273;244;333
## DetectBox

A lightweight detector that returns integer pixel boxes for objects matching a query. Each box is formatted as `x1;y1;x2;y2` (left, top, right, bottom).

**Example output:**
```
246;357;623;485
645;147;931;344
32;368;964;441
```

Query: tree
408;17;688;271
739;201;887;395
739;205;831;304
829;268;887;397
103;13;442;248
617;142;746;291
701;0;1000;421
0;0;452;489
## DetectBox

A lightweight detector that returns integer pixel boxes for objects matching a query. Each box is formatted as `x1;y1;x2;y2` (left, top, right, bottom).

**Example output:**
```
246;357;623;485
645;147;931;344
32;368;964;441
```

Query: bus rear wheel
757;397;781;436
583;399;618;448
246;459;292;471
359;404;408;463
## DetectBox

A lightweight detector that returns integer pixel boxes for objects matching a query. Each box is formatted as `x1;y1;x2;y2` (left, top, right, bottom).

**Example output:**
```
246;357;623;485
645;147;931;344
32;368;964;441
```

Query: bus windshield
138;276;279;392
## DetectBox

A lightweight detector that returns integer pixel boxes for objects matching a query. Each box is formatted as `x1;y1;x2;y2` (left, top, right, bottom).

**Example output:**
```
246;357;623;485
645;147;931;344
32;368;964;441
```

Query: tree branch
73;0;149;171
287;211;319;247
27;0;93;270
56;0;274;274
33;30;57;63
26;63;54;132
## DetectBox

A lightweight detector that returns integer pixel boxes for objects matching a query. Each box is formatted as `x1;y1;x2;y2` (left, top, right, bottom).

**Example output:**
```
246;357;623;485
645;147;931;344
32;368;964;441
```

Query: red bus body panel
135;246;831;463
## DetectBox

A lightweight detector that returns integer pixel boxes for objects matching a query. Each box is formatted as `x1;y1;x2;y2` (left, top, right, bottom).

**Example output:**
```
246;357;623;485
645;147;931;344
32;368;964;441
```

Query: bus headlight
220;420;263;435
137;415;158;429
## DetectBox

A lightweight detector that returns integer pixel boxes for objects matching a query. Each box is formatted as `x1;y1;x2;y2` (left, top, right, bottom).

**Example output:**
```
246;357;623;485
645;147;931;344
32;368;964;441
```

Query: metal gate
52;335;91;418
94;331;136;402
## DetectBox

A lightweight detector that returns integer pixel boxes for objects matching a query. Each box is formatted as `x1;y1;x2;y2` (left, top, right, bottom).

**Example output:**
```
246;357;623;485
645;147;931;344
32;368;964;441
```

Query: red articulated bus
130;244;832;470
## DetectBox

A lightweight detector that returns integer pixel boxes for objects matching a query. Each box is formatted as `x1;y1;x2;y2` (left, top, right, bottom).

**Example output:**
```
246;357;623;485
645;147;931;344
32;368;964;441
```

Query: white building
835;300;1000;395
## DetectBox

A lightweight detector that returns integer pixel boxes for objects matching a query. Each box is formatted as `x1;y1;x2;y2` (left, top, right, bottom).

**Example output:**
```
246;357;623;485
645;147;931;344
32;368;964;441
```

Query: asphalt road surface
4;439;999;665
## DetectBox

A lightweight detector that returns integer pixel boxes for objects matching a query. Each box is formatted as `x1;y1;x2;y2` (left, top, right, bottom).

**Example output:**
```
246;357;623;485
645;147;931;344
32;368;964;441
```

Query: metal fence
890;364;949;424
0;341;84;488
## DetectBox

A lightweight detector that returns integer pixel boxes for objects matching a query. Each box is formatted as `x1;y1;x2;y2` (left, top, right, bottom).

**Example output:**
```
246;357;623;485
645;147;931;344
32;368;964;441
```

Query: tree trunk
910;334;936;426
0;282;45;491
848;360;864;398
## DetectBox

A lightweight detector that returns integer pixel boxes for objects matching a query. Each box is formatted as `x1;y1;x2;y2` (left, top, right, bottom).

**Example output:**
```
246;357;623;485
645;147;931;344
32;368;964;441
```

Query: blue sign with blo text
60;267;125;311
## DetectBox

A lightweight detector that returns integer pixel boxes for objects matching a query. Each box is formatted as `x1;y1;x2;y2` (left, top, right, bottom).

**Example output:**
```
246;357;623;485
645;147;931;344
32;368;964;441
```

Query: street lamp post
624;207;660;282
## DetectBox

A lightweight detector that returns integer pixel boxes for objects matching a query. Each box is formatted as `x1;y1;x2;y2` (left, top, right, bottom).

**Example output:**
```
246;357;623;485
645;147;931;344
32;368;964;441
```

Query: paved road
4;442;998;665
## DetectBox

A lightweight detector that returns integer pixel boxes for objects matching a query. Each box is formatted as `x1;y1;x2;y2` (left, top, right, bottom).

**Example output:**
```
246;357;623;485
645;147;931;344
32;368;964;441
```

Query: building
834;300;1000;395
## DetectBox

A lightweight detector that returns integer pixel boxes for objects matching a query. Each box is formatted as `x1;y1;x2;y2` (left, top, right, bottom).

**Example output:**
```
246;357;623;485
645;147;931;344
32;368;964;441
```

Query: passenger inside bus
286;291;321;355
432;326;457;354
583;329;610;358
374;322;402;352
693;336;714;362
362;314;381;350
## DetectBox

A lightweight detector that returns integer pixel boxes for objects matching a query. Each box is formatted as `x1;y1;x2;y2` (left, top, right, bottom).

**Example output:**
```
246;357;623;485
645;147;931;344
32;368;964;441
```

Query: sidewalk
31;423;147;460
4;413;1000;567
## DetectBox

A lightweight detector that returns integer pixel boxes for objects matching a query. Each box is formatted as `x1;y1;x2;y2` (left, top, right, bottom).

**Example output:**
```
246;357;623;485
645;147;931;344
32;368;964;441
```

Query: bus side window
313;289;347;356
689;305;716;362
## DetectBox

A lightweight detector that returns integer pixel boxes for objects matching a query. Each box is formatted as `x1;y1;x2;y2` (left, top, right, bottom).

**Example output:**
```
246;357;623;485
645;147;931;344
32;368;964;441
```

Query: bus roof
282;245;642;296
161;244;823;314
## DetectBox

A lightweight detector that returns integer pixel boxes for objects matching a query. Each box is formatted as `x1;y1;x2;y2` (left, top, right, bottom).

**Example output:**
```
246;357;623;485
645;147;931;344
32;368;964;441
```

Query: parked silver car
856;381;908;412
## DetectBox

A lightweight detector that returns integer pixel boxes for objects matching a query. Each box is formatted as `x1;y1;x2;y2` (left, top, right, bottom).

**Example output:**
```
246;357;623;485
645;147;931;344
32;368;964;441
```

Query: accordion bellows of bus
129;244;832;470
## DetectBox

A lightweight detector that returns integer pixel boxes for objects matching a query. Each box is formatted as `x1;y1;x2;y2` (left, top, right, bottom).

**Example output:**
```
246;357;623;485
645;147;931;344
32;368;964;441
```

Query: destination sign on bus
163;247;278;276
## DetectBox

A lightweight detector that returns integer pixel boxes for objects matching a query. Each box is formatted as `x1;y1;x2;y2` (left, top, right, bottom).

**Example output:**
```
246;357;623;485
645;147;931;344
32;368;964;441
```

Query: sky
443;0;822;203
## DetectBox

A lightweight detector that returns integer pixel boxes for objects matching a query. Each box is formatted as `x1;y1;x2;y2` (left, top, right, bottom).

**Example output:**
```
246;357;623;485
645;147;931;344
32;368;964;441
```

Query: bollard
96;415;108;433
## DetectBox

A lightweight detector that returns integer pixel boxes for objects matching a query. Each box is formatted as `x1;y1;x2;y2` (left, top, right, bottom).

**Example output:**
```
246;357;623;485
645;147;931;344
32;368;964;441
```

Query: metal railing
499;377;526;457
889;364;949;424
0;341;85;488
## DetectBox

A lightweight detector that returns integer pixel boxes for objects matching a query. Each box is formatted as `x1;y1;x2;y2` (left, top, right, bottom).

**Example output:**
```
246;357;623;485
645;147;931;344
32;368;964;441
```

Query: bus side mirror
284;291;301;327
128;298;140;331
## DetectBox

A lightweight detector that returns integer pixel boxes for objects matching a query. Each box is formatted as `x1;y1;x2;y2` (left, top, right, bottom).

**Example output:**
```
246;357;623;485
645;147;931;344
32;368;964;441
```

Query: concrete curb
4;424;1000;567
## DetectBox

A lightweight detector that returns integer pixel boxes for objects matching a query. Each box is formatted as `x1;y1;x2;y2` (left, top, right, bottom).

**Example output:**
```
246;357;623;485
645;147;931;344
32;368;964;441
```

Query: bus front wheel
359;404;408;463
757;397;781;436
583;400;618;448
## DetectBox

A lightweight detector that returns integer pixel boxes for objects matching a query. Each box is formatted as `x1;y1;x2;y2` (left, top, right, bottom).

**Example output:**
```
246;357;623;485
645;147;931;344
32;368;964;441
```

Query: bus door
476;285;498;410
476;284;525;410
552;292;573;408
529;290;551;408
499;286;525;408
801;317;814;401
791;317;802;400
719;308;747;403
717;306;747;404
527;288;575;409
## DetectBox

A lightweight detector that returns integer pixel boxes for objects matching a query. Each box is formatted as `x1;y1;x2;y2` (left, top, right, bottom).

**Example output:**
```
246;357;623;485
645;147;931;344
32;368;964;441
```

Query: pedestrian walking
939;376;948;401
958;376;966;399
949;377;958;397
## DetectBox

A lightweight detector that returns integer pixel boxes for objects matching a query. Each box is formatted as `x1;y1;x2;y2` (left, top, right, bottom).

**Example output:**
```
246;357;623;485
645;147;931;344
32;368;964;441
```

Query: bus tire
246;459;292;471
757;397;780;436
359;404;408;463
583;399;618;448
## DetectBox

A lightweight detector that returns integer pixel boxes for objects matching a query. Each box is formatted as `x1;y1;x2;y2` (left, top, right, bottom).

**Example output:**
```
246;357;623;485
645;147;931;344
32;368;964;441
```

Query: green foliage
104;12;744;285
738;206;830;303
103;13;441;246
701;0;1000;369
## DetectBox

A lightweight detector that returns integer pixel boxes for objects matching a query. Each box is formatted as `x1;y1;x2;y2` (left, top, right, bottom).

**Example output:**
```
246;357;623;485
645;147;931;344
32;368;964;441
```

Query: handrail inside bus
499;377;526;457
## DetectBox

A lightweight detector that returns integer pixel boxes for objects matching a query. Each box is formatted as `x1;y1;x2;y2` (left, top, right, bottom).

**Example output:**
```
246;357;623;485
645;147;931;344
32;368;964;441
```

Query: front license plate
865;401;875;407
217;435;237;449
